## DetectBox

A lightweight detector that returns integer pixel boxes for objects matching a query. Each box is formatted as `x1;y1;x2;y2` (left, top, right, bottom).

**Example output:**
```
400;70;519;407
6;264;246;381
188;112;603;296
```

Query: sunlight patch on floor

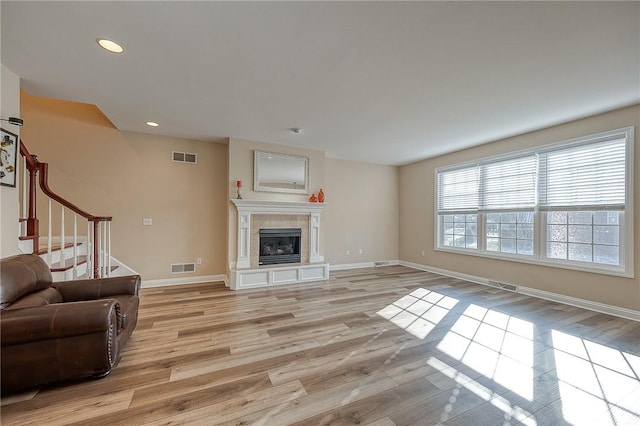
436;304;534;401
376;288;458;339
427;356;536;426
551;330;640;425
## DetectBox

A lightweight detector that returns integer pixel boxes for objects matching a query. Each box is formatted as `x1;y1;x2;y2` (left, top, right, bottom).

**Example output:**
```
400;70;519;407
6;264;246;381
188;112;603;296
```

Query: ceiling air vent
172;151;197;164
171;263;196;274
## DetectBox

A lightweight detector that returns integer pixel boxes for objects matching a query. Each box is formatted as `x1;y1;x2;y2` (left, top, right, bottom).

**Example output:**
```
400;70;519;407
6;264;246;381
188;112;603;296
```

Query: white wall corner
0;64;21;258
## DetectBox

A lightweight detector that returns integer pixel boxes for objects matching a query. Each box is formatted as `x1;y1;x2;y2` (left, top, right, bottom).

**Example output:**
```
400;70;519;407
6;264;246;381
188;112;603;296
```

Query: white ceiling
2;1;638;166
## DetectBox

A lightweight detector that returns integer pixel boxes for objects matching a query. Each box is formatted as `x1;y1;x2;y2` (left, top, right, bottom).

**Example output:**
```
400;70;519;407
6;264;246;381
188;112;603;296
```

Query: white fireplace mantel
230;199;326;215
229;199;328;289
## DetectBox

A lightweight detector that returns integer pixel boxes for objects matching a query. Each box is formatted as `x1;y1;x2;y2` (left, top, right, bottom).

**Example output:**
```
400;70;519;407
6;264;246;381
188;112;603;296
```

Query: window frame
434;127;634;278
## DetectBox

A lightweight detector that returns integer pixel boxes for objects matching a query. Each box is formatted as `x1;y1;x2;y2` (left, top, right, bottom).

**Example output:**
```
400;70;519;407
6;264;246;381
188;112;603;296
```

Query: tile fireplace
229;199;329;289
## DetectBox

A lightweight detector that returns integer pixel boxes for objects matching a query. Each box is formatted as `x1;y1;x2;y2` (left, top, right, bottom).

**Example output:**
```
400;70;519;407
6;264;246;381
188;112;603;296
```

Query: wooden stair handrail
19;140;37;170
19;140;112;278
20;141;111;222
37;162;112;222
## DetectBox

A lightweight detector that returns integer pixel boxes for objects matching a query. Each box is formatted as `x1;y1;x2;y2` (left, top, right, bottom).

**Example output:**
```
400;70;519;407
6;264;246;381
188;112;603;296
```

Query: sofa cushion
14;254;53;289
0;261;34;310
5;288;64;310
0;255;53;310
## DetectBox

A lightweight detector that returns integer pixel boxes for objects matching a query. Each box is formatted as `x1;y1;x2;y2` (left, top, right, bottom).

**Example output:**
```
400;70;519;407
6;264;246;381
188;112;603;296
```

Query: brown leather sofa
0;253;140;395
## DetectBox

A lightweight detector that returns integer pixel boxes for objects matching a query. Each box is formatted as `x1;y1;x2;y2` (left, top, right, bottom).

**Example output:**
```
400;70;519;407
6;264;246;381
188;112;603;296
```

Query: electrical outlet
346;249;350;256
421;250;425;257
358;248;363;254
143;218;152;226
196;257;202;265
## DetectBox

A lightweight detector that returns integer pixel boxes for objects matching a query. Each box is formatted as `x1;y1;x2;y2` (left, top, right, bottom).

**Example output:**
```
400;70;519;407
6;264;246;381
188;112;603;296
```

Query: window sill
434;246;633;279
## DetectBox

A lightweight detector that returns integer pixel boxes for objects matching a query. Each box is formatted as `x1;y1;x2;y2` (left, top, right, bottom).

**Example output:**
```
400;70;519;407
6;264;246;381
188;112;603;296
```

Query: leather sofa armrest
0;299;119;346
54;275;141;301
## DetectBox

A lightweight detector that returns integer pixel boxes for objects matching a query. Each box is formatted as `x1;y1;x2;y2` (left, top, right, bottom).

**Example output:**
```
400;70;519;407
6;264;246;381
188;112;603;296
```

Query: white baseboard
330;260;400;271
518;287;640;322
400;261;489;286
142;274;228;288
399;261;640;322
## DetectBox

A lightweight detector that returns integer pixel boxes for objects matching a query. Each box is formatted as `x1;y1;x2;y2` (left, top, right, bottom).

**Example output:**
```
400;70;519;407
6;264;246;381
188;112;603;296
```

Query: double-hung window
436;127;633;277
482;155;537;256
437;166;479;249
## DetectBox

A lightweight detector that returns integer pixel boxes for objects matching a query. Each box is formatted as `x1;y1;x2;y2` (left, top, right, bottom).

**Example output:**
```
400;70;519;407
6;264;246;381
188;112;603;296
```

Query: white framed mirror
254;151;309;194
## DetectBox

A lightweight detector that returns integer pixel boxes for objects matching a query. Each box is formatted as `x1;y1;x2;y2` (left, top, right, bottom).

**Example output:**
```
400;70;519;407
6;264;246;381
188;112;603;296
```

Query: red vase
309;193;318;202
318;189;325;203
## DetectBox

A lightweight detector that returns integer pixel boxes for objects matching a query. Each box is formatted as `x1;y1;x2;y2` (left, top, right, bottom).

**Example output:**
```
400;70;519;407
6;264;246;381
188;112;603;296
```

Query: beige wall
226;139;401;271
324;158;399;265
399;104;640;311
20;92;228;280
22;84;632;310
227;138;326;202
227;138;325;270
0;64;21;258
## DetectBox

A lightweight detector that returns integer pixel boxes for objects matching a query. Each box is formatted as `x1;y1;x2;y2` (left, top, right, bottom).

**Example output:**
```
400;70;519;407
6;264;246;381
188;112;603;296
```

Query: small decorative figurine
236;180;242;199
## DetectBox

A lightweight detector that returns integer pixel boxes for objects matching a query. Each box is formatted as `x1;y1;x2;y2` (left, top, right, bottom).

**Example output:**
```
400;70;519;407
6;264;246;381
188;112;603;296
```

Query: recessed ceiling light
97;38;124;53
290;127;303;134
146;121;159;127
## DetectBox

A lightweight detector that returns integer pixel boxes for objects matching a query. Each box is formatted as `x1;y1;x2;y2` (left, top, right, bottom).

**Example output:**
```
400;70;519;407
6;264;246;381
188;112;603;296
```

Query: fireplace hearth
259;228;302;265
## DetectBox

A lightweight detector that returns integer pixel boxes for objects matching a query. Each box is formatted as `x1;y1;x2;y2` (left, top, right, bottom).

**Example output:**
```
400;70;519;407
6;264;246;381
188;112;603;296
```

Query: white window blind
437;166;479;214
435;127;633;276
481;155;536;211
538;137;626;210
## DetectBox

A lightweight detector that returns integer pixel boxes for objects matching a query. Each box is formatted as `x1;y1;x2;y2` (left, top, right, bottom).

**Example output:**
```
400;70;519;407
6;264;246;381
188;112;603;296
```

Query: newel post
26;157;40;253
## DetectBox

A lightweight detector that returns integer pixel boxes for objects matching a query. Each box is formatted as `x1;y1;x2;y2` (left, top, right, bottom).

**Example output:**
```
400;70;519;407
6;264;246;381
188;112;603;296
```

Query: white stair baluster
107;221;112;277
60;206;65;271
21;157;26;235
73;213;78;279
47;199;52;267
99;222;103;277
87;221;91;278
102;222;107;277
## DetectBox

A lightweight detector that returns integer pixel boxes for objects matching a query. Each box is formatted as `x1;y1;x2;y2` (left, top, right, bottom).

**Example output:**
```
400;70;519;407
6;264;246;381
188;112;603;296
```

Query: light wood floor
2;266;639;425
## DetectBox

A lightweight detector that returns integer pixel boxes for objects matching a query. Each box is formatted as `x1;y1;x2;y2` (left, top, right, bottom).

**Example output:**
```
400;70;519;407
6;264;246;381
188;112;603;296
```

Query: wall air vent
171;263;196;274
172;151;197;164
489;280;518;292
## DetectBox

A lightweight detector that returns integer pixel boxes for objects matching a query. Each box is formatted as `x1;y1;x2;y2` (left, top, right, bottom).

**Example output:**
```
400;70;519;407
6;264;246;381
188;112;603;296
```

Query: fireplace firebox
259;228;302;265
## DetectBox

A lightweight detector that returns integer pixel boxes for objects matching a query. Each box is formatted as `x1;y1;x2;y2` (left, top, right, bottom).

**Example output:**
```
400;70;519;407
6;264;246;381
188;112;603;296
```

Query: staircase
17;140;136;281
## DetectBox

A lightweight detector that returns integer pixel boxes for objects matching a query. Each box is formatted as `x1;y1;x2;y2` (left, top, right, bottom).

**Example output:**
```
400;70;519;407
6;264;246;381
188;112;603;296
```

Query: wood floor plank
387;385;486;426
365;417;397;426
224;372;398;425
268;338;402;386
3;265;639;426
68;374;273;426
169;339;320;382
131;353;307;409
140;380;308;425
293;376;442;425
1;390;135;426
